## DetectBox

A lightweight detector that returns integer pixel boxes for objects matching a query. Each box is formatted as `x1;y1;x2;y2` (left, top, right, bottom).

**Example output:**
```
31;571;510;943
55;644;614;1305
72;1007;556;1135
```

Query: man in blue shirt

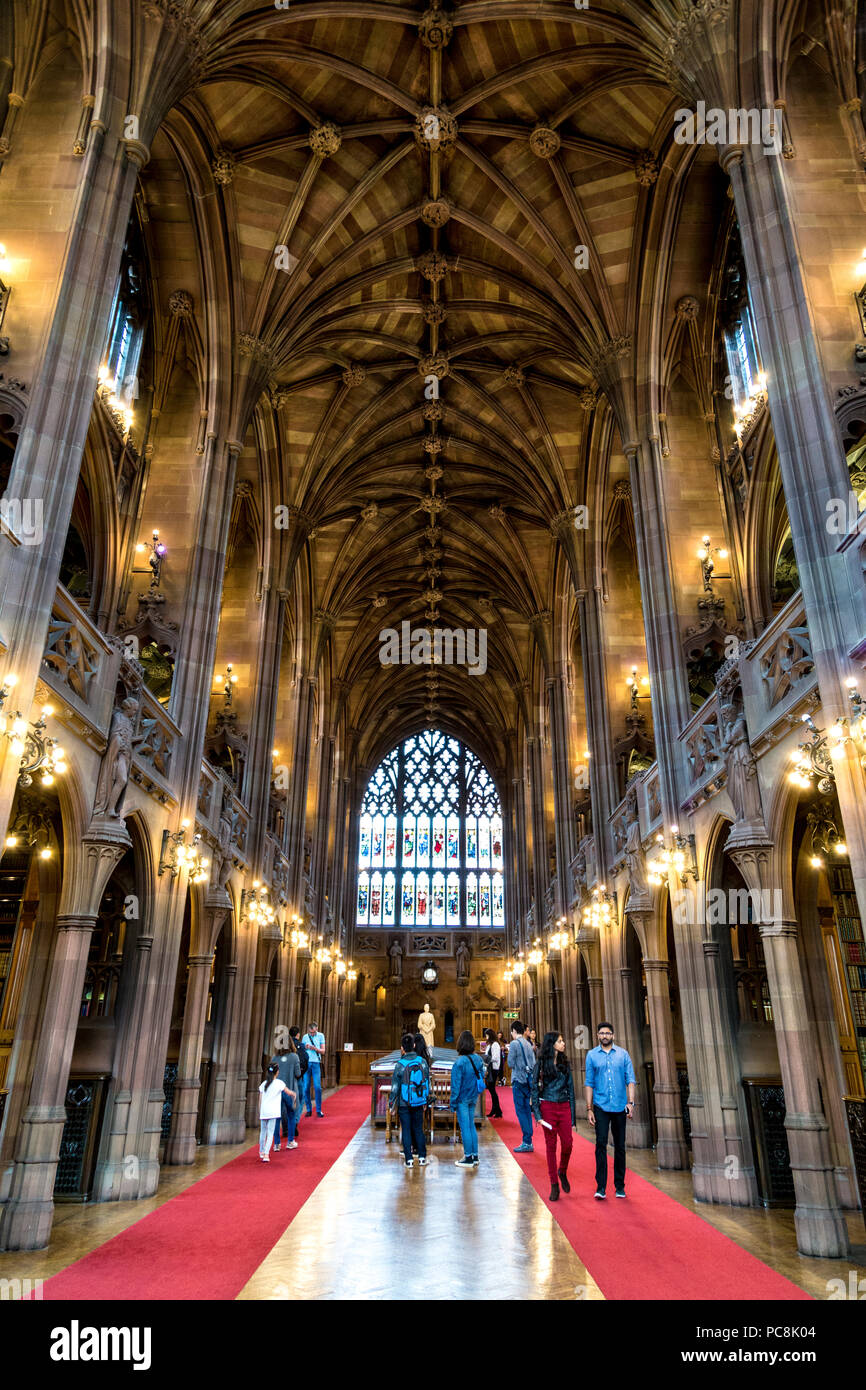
584;1022;635;1199
301;1021;326;1117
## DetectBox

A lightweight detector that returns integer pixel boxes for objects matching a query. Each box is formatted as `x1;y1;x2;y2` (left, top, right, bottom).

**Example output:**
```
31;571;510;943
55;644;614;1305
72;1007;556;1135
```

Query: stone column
0;829;129;1250
203;963;241;1144
245;970;271;1128
91;917;158;1202
643;959;690;1170
730;844;849;1256
547;673;577;915
616;964;652;1148
725;143;866;927
577;588;619;874
163;950;216;1166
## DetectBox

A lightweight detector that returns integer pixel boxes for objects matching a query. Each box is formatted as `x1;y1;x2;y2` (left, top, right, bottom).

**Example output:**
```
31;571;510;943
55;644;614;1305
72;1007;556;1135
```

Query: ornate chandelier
0;678;67;788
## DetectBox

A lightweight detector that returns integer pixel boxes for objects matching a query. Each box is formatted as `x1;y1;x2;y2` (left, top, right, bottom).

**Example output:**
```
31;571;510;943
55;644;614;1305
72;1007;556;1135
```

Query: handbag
470;1056;486;1095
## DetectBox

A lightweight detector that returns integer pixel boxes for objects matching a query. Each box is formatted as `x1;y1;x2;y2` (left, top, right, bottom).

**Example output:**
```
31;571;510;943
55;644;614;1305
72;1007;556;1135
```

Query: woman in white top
258;1063;297;1162
483;1028;503;1119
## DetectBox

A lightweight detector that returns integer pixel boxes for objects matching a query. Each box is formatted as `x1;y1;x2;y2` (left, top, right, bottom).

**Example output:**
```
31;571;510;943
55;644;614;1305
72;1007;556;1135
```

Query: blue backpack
400;1057;430;1108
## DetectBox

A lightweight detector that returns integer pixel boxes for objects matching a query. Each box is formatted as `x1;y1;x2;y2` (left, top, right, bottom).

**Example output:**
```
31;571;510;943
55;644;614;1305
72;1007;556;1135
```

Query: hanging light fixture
213;663;239;709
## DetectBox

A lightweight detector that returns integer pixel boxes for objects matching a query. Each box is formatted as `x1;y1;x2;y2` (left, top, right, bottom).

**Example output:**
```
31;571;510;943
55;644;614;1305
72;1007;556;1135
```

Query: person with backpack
531;1031;577;1201
258;1063;297;1163
389;1032;430;1168
449;1030;483;1167
289;1025;307;1140
482;1027;503;1118
269;1037;302;1152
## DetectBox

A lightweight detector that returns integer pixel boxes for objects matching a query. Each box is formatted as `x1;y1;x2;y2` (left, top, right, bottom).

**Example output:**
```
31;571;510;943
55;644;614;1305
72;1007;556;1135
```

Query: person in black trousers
483;1027;503;1118
389;1033;430;1168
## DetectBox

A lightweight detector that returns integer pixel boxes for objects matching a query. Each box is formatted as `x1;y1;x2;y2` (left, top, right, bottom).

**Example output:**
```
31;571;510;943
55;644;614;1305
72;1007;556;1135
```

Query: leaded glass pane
357;873;369;923
479;818;490;867
416;872;430;925
359;816;372;869
384;815;397;867
401;872;415;925
466;873;478;926
370;872;382;924
446;872;460;925
432;871;445;924
492;873;504;925
465;816;477;867
402;815;415;867
416;816;430;866
432;815;445;866
371;815;384;868
447;815;460;866
383;871;396;925
479;872;491;925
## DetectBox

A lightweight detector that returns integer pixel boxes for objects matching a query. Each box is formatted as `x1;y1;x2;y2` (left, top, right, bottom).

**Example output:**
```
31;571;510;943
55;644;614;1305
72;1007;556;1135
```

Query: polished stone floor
237;1111;603;1301
1;1090;864;1301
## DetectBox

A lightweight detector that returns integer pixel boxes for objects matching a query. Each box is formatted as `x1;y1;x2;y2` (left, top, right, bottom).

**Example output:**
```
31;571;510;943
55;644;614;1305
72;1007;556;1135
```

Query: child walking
259;1062;297;1162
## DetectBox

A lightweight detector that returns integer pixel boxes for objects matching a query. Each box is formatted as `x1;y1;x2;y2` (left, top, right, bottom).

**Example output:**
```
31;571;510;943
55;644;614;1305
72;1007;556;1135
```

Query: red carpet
42;1085;370;1301
489;1090;811;1301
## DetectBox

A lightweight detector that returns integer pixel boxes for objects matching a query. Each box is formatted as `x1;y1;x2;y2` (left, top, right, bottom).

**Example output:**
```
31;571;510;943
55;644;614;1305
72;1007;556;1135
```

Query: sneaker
418;1156;428;1166
513;1143;534;1153
287;1141;298;1150
615;1189;626;1198
549;1183;560;1202
262;1156;270;1164
471;1157;479;1165
405;1158;414;1168
594;1189;606;1199
455;1156;475;1168
558;1170;570;1194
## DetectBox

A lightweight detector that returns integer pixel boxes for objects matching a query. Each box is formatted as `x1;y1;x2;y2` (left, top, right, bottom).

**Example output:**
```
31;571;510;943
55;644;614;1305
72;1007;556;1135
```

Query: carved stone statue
212;791;235;892
388;937;403;983
625;818;650;900
720;698;764;828
417;1002;436;1051
92;696;140;818
455;937;470;983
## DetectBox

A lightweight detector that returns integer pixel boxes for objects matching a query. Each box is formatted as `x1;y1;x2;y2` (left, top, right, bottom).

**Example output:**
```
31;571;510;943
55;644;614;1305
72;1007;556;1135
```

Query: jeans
593;1106;627;1191
454;1099;478;1158
303;1063;322;1115
486;1068;502;1118
259;1119;275;1156
272;1093;296;1148
398;1105;426;1162
539;1100;573;1185
512;1079;533;1145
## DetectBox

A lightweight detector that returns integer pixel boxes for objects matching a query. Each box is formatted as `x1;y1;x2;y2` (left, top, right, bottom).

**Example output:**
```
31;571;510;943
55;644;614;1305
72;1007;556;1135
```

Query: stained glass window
357;730;505;928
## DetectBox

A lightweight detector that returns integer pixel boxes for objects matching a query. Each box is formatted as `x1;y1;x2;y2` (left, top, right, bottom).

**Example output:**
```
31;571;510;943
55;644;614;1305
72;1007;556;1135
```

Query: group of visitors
257;1021;327;1162
466;1019;636;1198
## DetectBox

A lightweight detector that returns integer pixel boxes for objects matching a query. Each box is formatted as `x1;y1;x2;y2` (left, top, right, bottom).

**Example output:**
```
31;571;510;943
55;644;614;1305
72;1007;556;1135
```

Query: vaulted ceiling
143;1;690;772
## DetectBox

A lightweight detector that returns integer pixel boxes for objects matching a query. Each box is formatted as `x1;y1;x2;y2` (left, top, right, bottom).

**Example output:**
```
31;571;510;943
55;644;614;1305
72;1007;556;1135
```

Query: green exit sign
502;1010;519;1020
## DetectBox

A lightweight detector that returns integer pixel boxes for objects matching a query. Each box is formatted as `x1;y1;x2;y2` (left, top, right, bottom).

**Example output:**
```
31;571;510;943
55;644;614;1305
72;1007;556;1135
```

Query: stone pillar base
91;1156;161;1203
163;1081;200;1166
0;1194;54;1252
794;1202;850;1258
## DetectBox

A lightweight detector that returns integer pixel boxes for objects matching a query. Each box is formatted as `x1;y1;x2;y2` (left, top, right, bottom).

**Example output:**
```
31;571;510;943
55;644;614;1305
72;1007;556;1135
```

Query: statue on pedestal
417;1002;436;1053
92;695;140;820
389;937;403;983
455;937;470;984
720;697;764;828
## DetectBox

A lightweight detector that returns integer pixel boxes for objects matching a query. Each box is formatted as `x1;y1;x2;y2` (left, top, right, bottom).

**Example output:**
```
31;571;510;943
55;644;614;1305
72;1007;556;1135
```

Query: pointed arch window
356;730;505;929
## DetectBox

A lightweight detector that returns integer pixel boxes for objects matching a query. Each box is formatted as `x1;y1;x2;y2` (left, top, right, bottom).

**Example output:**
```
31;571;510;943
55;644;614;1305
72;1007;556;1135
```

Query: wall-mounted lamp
0;677;67;787
589;884;614;929
648;824;698;886
286;914;309;949
214;663;238;710
527;938;543;967
549;916;569;951
855;250;866;336
696;535;731;594
625;665;650;713
134;530;167;590
241;880;275;928
158;819;210;882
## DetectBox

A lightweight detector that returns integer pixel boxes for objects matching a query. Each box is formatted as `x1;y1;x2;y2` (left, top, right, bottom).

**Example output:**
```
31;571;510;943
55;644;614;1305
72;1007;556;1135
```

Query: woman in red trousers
531;1032;577;1201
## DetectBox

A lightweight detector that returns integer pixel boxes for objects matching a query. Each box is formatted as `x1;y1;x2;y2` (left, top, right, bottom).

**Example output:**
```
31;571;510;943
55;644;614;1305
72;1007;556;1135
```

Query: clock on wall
421;960;439;988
